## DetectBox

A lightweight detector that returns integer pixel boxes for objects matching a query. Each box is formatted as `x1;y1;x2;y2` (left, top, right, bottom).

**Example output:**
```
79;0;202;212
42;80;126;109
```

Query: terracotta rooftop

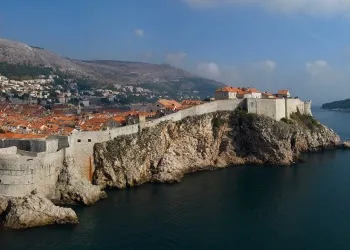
215;87;240;93
157;99;182;109
278;90;290;95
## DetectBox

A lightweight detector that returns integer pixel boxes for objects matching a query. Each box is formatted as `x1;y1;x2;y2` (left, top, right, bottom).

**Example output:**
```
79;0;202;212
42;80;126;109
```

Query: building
214;87;239;100
156;99;182;111
126;114;146;125
180;100;202;109
215;87;262;100
277;90;291;98
237;88;262;99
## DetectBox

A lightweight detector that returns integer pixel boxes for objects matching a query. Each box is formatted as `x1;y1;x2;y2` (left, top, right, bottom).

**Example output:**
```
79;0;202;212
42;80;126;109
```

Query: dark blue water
1;108;350;250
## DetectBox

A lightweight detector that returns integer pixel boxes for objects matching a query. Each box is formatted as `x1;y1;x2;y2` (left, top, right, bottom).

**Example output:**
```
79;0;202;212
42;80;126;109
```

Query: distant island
322;99;350;111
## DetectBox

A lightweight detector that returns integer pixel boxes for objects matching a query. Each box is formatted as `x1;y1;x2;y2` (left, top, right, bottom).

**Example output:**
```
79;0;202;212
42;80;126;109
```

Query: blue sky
1;0;350;103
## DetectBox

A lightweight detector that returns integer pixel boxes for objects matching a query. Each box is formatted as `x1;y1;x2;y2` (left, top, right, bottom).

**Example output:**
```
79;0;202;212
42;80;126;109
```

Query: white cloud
165;52;188;66
265;60;277;70
135;29;144;37
197;62;221;78
252;60;277;71
182;0;350;15
188;58;350;103
306;60;329;75
195;59;276;82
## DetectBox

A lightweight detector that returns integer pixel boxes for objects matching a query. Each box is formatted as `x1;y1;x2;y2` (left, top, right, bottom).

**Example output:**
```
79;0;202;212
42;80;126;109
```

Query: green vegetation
280;117;294;124
290;111;322;130
212;117;226;138
0;62;53;80
322;99;350;110
212;117;225;129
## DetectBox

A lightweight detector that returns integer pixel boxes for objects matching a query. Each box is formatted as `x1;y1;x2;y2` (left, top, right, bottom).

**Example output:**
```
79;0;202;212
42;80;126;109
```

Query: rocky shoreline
1;110;349;230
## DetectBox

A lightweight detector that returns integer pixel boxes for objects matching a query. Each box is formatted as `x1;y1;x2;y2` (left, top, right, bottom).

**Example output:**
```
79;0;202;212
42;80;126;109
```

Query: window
77;139;81;142
88;139;91;142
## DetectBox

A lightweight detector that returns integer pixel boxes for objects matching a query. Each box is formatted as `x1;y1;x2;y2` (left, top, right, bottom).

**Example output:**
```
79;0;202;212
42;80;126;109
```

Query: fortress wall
275;99;286;121
71;131;110;180
0;146;17;155
109;124;139;139
247;99;287;121
0;139;47;152
216;99;244;111
304;101;312;116
0;98;314;197
142;100;242;129
32;149;65;198
0;147;65;197
250;99;277;120
286;99;305;118
0;153;36;196
45;138;59;153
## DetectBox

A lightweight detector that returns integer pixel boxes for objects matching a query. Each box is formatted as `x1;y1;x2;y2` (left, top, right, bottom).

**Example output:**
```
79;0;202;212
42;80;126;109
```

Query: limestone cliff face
54;159;107;206
93;111;341;189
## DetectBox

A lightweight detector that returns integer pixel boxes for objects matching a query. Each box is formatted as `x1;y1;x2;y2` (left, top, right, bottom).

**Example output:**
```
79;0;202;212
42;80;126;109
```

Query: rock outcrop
93;110;341;189
341;141;350;149
3;191;78;230
0;196;9;216
55;159;107;206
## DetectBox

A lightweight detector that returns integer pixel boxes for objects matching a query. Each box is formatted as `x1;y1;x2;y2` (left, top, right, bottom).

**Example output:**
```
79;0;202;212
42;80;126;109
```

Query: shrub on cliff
290;112;322;131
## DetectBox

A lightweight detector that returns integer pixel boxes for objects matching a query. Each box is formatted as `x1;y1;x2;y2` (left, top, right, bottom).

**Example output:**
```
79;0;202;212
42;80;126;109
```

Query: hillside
0;38;224;99
322;99;350;110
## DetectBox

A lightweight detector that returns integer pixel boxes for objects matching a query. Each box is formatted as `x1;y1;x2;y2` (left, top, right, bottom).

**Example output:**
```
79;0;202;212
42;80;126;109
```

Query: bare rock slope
93;111;341;189
3;192;78;230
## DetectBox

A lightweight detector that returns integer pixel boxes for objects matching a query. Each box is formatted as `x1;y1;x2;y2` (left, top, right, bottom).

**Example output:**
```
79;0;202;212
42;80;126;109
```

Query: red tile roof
278;90;290;95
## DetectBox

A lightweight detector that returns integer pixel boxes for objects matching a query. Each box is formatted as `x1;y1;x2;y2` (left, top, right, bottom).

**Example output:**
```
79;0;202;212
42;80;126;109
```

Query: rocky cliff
54;159;107;206
2;191;78;230
93;110;342;189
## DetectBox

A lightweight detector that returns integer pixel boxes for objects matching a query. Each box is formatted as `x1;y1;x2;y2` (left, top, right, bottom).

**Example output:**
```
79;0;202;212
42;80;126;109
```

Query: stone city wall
0;146;65;197
0;98;312;197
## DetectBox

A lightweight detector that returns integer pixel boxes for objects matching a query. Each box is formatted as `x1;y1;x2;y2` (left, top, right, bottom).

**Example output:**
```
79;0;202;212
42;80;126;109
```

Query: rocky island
322;98;350;111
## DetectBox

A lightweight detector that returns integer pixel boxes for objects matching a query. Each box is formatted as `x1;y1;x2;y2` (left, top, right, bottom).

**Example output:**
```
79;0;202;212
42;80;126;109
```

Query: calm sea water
1;108;350;250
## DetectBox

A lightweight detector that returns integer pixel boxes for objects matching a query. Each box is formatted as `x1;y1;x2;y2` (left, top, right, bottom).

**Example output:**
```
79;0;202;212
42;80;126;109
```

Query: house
214;87;239;100
244;88;261;98
277;90;291;98
236;88;262;99
156;99;182;111
104;116;125;128
57;94;68;104
126;114;146;125
180;100;202;109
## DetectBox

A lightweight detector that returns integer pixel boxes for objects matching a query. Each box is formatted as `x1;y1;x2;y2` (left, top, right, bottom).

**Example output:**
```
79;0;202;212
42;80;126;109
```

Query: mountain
0;38;224;99
322;99;350;111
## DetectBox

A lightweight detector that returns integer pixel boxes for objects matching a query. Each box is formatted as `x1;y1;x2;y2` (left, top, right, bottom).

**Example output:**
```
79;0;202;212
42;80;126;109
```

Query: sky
1;0;350;104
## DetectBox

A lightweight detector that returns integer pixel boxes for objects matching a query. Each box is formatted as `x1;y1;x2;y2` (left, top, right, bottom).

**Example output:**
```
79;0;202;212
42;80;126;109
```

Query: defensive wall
0;98;312;197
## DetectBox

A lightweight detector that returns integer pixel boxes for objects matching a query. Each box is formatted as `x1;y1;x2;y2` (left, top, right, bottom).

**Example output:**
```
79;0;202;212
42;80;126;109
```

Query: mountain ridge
0;38;224;99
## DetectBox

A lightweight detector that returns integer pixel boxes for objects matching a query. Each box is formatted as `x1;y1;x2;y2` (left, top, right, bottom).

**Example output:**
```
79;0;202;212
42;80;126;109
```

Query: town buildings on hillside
0;82;296;139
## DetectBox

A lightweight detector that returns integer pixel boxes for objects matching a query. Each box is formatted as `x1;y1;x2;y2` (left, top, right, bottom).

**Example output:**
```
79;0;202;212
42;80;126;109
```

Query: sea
1;107;350;250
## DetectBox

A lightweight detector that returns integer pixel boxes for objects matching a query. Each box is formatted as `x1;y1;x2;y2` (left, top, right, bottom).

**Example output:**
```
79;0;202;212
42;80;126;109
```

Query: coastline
1;109;349;230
